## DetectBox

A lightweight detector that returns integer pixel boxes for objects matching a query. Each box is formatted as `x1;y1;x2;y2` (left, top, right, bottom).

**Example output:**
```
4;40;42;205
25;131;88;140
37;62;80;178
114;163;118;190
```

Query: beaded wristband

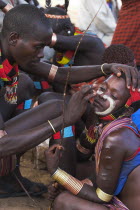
96;188;113;202
48;64;58;82
84;127;96;144
86;133;96;144
2;3;13;13
50;33;57;47
48;120;56;134
101;63;107;76
52;168;84;195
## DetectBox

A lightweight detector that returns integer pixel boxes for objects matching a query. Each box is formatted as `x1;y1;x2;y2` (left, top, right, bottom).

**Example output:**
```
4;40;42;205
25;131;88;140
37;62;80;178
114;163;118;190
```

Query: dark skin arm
0;85;93;158
46;127;138;204
26;62;140;90
53;34;105;52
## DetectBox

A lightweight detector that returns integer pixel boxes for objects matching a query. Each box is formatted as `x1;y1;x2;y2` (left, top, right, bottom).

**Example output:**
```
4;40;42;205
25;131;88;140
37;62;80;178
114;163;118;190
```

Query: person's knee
53;192;70;210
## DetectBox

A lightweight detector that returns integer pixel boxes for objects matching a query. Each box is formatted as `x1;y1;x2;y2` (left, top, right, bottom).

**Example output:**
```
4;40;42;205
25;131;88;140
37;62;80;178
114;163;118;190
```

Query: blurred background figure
67;0;122;46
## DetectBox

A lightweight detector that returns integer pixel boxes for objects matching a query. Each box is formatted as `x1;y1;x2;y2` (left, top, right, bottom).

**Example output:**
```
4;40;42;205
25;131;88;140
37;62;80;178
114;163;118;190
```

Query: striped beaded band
48;64;58;82
76;140;91;155
45;14;69;19
52;168;83;195
96;188;113;202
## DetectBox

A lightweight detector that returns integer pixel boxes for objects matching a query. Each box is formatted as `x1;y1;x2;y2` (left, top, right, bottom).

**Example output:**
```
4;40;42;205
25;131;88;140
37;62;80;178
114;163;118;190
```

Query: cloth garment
0;131;17;176
0;49;19;104
112;0;140;66
68;0;119;46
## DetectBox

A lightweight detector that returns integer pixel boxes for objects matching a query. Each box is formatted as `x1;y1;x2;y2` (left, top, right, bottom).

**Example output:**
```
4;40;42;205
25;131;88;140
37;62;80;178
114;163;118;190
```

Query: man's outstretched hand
105;63;140;91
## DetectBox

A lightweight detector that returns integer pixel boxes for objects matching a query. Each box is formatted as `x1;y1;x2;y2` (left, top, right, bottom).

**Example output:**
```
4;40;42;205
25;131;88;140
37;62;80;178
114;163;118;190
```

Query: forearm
0;116;64;157
54;35;94;52
50;136;76;176
55;65;108;84
5;99;63;134
25;62;110;84
52;168;103;203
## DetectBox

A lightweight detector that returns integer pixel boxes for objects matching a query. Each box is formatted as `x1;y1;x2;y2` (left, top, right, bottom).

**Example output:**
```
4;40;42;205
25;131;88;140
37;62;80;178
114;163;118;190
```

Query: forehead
104;75;127;95
24;23;53;45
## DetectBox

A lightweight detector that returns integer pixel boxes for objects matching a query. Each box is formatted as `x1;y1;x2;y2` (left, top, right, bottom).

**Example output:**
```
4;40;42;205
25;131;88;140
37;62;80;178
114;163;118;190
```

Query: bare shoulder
103;127;134;150
103;127;140;152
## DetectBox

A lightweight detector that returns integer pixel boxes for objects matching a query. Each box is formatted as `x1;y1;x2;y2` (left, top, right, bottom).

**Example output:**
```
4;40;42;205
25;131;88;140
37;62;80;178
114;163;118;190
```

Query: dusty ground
0;149;52;210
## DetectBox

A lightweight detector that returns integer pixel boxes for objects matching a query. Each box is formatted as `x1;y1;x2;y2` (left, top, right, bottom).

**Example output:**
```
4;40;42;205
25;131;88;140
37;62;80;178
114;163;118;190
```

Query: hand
45;144;64;175
47;182;61;201
64;85;94;126
105;63;140;91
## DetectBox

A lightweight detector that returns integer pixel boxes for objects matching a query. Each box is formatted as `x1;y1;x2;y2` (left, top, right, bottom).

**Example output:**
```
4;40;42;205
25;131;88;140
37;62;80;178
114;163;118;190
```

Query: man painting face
93;75;130;116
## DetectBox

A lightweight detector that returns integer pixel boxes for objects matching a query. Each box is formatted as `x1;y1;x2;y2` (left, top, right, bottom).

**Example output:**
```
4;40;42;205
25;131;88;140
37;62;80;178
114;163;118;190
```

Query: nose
37;48;44;59
96;90;108;101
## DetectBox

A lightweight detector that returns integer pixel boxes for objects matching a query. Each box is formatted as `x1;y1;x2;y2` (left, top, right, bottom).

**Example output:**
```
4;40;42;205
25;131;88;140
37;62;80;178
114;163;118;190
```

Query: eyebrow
103;81;121;95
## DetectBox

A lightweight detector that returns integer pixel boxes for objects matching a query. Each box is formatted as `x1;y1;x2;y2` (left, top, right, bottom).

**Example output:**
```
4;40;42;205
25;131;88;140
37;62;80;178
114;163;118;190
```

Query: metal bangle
96;188;113;202
52;168;84;195
48;120;56;134
48;64;58;82
50;33;57;47
2;3;13;13
101;63;107;76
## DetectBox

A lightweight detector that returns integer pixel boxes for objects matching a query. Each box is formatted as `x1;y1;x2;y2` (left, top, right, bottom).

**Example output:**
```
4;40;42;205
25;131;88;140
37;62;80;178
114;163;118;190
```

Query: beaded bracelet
52;168;84;195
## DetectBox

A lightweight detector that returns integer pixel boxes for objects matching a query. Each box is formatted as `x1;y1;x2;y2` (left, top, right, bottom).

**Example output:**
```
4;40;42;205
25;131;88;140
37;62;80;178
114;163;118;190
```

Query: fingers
80;85;93;98
111;65;122;77
123;67;131;89
83;93;95;103
131;67;138;91
45;144;64;155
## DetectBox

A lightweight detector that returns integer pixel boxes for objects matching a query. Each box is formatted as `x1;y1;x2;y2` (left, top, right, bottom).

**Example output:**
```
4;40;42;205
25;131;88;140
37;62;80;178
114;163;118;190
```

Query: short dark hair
1;4;51;39
44;7;74;35
102;44;135;67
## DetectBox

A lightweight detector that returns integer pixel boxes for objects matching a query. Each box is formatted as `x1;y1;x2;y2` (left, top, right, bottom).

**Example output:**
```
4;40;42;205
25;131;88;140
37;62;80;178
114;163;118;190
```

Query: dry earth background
0;148;52;210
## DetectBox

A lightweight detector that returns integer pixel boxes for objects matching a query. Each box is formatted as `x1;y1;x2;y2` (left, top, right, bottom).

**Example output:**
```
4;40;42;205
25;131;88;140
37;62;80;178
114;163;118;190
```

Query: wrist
2;3;13;13
52;168;84;195
103;63;112;75
49;33;57;48
51;167;59;176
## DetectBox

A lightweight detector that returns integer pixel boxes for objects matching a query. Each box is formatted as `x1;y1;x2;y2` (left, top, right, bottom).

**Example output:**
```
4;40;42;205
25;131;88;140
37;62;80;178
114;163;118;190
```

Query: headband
45;14;69;19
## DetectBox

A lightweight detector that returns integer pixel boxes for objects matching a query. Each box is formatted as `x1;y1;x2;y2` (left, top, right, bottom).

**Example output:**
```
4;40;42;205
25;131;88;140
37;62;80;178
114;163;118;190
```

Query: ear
9;32;19;46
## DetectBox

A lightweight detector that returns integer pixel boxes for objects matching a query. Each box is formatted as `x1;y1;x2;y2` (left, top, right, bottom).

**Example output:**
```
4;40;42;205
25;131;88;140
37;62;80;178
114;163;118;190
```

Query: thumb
54;146;63;158
112;65;122;77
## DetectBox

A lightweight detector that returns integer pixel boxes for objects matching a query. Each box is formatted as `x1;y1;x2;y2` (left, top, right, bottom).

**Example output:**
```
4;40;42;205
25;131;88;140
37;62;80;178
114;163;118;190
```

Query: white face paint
95;90;116;116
